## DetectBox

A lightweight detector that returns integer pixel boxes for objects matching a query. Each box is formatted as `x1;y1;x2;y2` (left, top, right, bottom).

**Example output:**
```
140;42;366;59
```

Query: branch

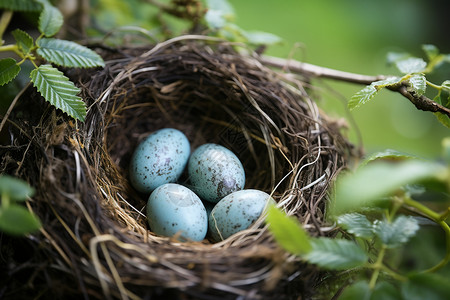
260;55;450;118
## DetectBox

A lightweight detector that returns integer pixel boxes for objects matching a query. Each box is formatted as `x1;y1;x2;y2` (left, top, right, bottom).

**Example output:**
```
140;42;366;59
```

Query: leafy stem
404;196;450;273
0;44;21;56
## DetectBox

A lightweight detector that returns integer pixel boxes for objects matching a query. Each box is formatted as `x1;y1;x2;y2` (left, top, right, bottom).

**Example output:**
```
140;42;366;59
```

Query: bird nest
0;36;354;299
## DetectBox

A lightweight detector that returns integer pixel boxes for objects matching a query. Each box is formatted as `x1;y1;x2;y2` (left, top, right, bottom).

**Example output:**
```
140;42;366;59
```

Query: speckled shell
187;144;245;203
147;183;207;241
129;128;190;193
208;189;275;242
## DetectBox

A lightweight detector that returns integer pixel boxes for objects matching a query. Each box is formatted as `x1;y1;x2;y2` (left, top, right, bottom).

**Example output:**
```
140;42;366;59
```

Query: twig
260;55;450;118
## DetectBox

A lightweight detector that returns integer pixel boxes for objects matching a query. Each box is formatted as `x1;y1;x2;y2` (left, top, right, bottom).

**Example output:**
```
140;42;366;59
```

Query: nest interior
0;37;353;299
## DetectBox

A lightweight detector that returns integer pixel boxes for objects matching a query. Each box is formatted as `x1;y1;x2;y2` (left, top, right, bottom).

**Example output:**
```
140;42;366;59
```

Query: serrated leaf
0;0;42;11
395;57;427;74
37;38;105;68
401;273;450;300
38;2;63;37
304;237;368;270
266;205;312;255
330;160;447;215
349;77;400;110
0;58;21;86
422;44;439;61
30;64;86;121
12;29;34;55
373;216;419;248
337;213;374;239
408;74;426;96
0;175;35;201
242;30;282;45
0;205;41;235
348;85;377;110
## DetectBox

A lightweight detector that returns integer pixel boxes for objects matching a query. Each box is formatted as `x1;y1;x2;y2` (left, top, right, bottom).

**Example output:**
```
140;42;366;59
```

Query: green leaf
30;64;86;121
205;0;235;29
408;74;426;96
339;281;371;300
441;80;450;93
337;213;374;239
266;205;312;255
0;205;41;235
386;51;410;65
348;77;400;110
401;273;450;300
12;29;34;55
373;216;419;248
422;44;439;61
304;237;368;270
0;0;42;11
433;95;450;128
241;31;282;45
372;281;402;300
0;58;21;86
0;175;35;201
348;85;377;110
38;1;63;37
395;57;427;74
361;149;416;166
37;38;105;68
330;160;447;215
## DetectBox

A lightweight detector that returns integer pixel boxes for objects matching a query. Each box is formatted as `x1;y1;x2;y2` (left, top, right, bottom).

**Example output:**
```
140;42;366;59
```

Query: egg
129;128;190;193
147;183;207;241
188;143;245;203
208;189;275;242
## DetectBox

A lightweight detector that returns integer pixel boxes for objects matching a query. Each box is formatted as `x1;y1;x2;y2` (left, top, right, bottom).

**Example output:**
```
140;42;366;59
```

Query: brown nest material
0;36;354;299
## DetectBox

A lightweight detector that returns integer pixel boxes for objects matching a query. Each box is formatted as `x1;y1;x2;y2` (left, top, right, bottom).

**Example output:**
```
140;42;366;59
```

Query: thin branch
260;55;450;118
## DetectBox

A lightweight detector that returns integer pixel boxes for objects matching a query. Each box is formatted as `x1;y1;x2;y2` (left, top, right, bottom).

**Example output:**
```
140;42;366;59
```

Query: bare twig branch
260;55;450;118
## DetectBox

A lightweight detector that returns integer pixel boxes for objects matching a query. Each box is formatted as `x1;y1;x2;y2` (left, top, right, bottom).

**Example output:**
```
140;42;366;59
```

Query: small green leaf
38;1;63;37
242;31;282;45
339;281;371;300
0;205;41;235
348;85;377;110
373;216;419;248
266;205;312;255
349;77;400;110
0;0;42;11
433;95;450;128
361;149;416;166
37;38;105;68
30;64;86;121
422;44;439;61
330;160;447;215
408;74;426;96
205;0;235;29
441;80;450;93
401;273;450;300
395;57;427;74
337;213;374;239
386;52;410;65
0;175;35;201
12;29;34;55
0;58;21;86
304;237;368;270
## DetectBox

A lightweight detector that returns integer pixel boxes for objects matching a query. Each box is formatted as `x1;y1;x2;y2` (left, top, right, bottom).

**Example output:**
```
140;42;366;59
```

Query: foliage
266;138;450;299
350;45;450;127
0;175;41;236
0;0;104;122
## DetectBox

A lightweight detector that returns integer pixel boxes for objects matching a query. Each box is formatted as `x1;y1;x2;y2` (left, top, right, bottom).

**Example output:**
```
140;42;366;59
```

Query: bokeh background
226;0;449;158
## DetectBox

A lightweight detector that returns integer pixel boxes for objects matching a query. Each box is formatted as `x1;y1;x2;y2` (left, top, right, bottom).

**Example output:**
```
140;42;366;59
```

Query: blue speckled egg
129;128;190;193
188;144;245;203
209;189;275;242
147;183;207;241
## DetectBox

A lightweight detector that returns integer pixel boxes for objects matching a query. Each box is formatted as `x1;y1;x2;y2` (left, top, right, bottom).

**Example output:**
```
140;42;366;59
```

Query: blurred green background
226;0;449;158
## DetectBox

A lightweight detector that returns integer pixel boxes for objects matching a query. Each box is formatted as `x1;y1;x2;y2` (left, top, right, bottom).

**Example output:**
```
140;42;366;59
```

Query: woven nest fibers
0;36;354;299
